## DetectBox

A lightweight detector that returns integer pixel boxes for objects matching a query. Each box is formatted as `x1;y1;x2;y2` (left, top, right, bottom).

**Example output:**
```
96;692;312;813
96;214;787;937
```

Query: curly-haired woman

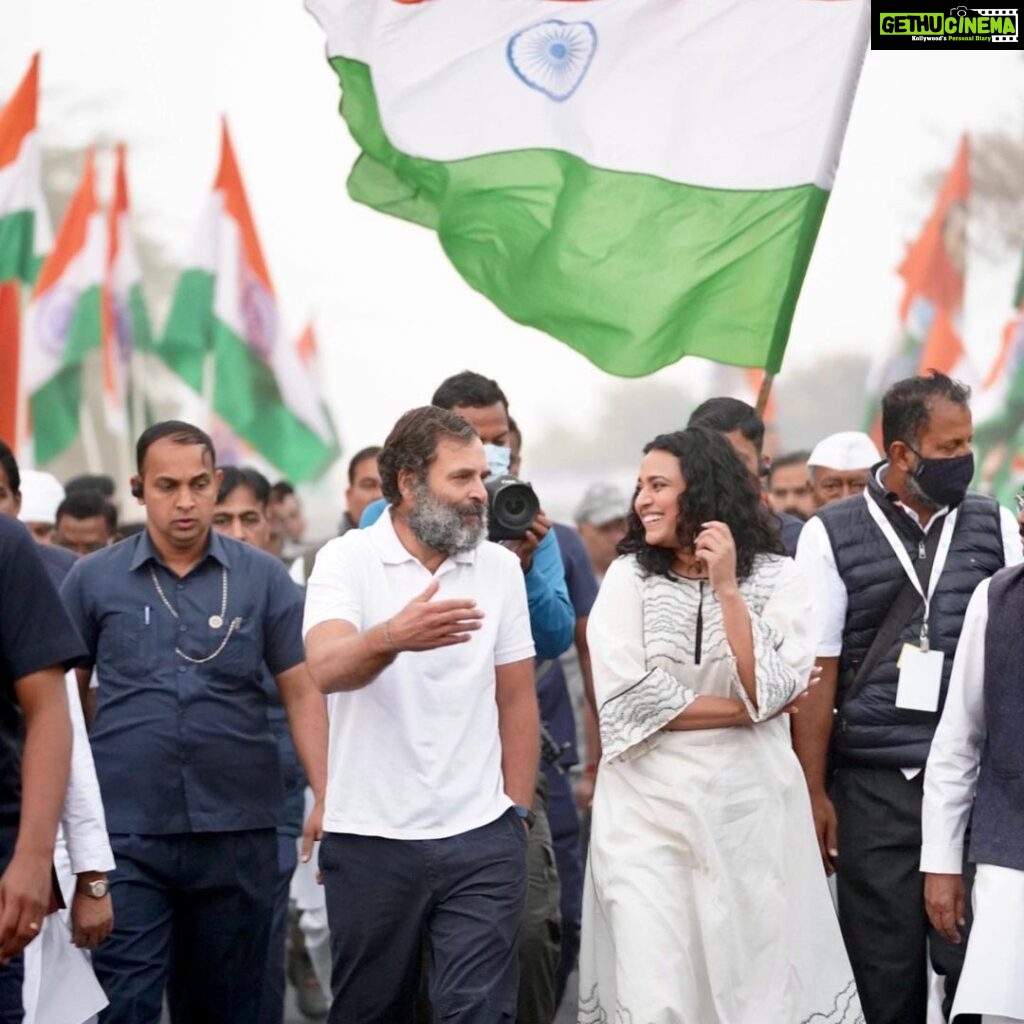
577;427;860;1024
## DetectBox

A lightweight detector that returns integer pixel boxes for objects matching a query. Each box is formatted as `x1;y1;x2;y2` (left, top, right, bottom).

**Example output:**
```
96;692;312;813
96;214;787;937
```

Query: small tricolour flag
974;245;1024;472
294;319;341;445
157;122;339;481
24;150;104;465
103;145;154;437
866;135;972;433
307;0;869;377
0;54;52;285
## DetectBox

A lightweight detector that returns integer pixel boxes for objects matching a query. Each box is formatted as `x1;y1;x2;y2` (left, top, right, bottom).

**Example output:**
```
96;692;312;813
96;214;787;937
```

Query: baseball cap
574;482;631;527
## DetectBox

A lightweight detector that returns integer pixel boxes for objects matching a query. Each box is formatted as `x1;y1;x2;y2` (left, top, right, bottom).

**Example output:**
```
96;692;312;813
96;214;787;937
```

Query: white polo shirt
303;509;535;840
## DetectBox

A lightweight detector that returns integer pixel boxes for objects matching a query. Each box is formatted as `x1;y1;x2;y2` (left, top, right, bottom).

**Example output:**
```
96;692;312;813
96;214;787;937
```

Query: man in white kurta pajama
922;566;1024;1024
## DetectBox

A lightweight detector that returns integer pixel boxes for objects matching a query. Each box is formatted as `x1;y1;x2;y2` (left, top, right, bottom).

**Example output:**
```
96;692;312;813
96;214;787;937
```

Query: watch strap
512;804;536;830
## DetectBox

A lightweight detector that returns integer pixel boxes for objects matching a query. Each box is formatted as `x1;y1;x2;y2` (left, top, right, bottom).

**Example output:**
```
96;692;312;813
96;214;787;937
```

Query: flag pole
755;372;775;419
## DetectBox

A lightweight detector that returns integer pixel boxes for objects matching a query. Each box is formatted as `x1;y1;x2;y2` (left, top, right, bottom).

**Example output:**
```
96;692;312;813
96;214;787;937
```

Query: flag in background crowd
102;143;153;439
0;53;52;450
0;53;51;286
0;285;18;447
157;121;339;482
975;245;1024;503
24;149;104;465
308;0;869;379
295;318;341;446
865;135;972;435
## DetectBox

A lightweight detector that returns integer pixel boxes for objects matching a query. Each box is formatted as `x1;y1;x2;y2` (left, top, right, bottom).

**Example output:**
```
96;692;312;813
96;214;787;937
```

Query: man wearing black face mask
793;371;1022;1024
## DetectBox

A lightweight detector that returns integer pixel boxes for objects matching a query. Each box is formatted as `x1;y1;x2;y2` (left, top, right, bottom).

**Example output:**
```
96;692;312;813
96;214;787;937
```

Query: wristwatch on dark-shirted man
76;877;110;899
513;805;536;830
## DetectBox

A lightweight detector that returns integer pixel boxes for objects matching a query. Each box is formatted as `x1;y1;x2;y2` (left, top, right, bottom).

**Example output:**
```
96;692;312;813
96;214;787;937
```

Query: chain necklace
148;565;242;664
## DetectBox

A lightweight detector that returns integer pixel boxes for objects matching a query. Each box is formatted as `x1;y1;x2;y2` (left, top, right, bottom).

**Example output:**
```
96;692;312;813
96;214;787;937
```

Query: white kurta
22;672;111;1024
579;554;861;1024
921;578;1024;1023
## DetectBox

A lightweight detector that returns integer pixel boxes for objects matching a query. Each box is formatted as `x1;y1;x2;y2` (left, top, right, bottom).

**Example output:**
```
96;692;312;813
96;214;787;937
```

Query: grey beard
903;469;940;512
407;482;488;556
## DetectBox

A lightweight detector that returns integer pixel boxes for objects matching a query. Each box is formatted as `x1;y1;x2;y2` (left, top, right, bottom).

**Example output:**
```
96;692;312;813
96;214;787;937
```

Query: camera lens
485;476;540;540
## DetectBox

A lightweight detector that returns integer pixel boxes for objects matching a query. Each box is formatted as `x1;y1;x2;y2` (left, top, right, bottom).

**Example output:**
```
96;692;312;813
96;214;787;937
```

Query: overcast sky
4;2;1024;458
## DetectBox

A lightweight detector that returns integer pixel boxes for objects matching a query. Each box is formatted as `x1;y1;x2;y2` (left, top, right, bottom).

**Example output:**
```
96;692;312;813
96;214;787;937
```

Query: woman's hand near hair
694;521;739;596
697;521;757;706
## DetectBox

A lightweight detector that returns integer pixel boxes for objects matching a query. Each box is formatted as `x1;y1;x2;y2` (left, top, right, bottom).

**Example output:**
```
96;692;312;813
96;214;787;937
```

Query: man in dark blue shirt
0;515;79;1024
0;441;76;588
59;422;327;1024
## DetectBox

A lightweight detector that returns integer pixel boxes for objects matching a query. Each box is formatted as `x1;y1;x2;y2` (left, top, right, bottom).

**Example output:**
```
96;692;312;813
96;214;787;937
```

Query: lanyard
864;492;956;652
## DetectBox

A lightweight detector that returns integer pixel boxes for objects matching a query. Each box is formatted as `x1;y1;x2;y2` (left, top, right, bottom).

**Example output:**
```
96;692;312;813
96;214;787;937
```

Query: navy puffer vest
972;564;1024;869
819;471;1003;769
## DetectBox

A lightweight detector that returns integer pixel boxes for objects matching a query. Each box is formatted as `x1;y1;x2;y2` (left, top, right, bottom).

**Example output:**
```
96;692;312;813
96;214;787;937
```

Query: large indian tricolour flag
307;0;869;377
158;123;339;481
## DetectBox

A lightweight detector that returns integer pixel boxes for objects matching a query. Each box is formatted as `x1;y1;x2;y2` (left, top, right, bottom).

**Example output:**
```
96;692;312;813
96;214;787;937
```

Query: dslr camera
486;475;541;542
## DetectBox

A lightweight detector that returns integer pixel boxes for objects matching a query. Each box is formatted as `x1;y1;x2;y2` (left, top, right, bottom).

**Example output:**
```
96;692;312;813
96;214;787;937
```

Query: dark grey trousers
516;781;562;1024
832;766;975;1024
320;810;528;1024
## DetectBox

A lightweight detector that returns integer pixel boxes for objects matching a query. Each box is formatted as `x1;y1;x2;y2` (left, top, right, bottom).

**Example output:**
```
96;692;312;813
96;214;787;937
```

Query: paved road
285;970;580;1023
160;972;580;1023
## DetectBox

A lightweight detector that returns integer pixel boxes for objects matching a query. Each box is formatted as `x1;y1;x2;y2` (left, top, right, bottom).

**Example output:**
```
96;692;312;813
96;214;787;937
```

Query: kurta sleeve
61;671;115;875
587;558;699;763
921;580;988;874
729;558;815;723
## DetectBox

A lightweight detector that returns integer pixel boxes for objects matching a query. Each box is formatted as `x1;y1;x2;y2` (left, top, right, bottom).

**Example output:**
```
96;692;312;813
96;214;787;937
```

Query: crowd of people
0;368;1022;1024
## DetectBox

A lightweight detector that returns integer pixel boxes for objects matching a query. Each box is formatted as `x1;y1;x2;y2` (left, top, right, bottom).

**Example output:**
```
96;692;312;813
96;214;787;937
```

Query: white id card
895;647;944;712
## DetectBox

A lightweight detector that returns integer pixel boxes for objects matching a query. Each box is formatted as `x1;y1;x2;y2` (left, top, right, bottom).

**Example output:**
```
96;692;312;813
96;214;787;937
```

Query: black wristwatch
513;804;536;830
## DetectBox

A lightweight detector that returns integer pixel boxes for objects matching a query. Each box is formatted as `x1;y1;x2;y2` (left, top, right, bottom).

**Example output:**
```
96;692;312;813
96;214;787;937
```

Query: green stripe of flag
158;269;338;481
334;57;830;377
0;210;44;285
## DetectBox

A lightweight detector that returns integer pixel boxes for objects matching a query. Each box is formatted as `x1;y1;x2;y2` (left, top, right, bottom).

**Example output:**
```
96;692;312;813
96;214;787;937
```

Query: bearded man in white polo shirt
303;406;538;1024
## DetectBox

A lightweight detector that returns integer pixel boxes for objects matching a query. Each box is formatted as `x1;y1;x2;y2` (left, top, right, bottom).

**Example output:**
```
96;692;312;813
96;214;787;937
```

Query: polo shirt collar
129;528;233;572
369;507;479;570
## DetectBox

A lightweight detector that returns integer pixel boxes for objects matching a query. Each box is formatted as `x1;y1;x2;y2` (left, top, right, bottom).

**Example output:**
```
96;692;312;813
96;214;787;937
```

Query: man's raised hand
385;580;485;652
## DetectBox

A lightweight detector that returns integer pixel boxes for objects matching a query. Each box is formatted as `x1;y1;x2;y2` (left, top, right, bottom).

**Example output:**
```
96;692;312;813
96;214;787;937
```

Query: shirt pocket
210;616;262;682
108;609;157;678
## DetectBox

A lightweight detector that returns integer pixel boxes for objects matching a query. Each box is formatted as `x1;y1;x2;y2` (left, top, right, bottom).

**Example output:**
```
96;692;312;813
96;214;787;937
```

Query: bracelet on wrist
383;619;397;650
583;762;598;776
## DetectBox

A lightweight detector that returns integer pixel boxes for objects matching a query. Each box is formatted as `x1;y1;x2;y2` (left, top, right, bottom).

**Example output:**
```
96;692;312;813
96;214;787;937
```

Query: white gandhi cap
17;471;66;525
807;431;881;472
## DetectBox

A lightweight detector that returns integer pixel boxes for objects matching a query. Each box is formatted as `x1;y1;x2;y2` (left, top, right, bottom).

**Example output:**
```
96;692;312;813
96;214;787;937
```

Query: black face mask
909;448;974;508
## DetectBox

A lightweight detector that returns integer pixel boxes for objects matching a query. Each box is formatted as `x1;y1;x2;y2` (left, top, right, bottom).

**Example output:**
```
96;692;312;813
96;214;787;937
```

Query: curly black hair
618;426;783;581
